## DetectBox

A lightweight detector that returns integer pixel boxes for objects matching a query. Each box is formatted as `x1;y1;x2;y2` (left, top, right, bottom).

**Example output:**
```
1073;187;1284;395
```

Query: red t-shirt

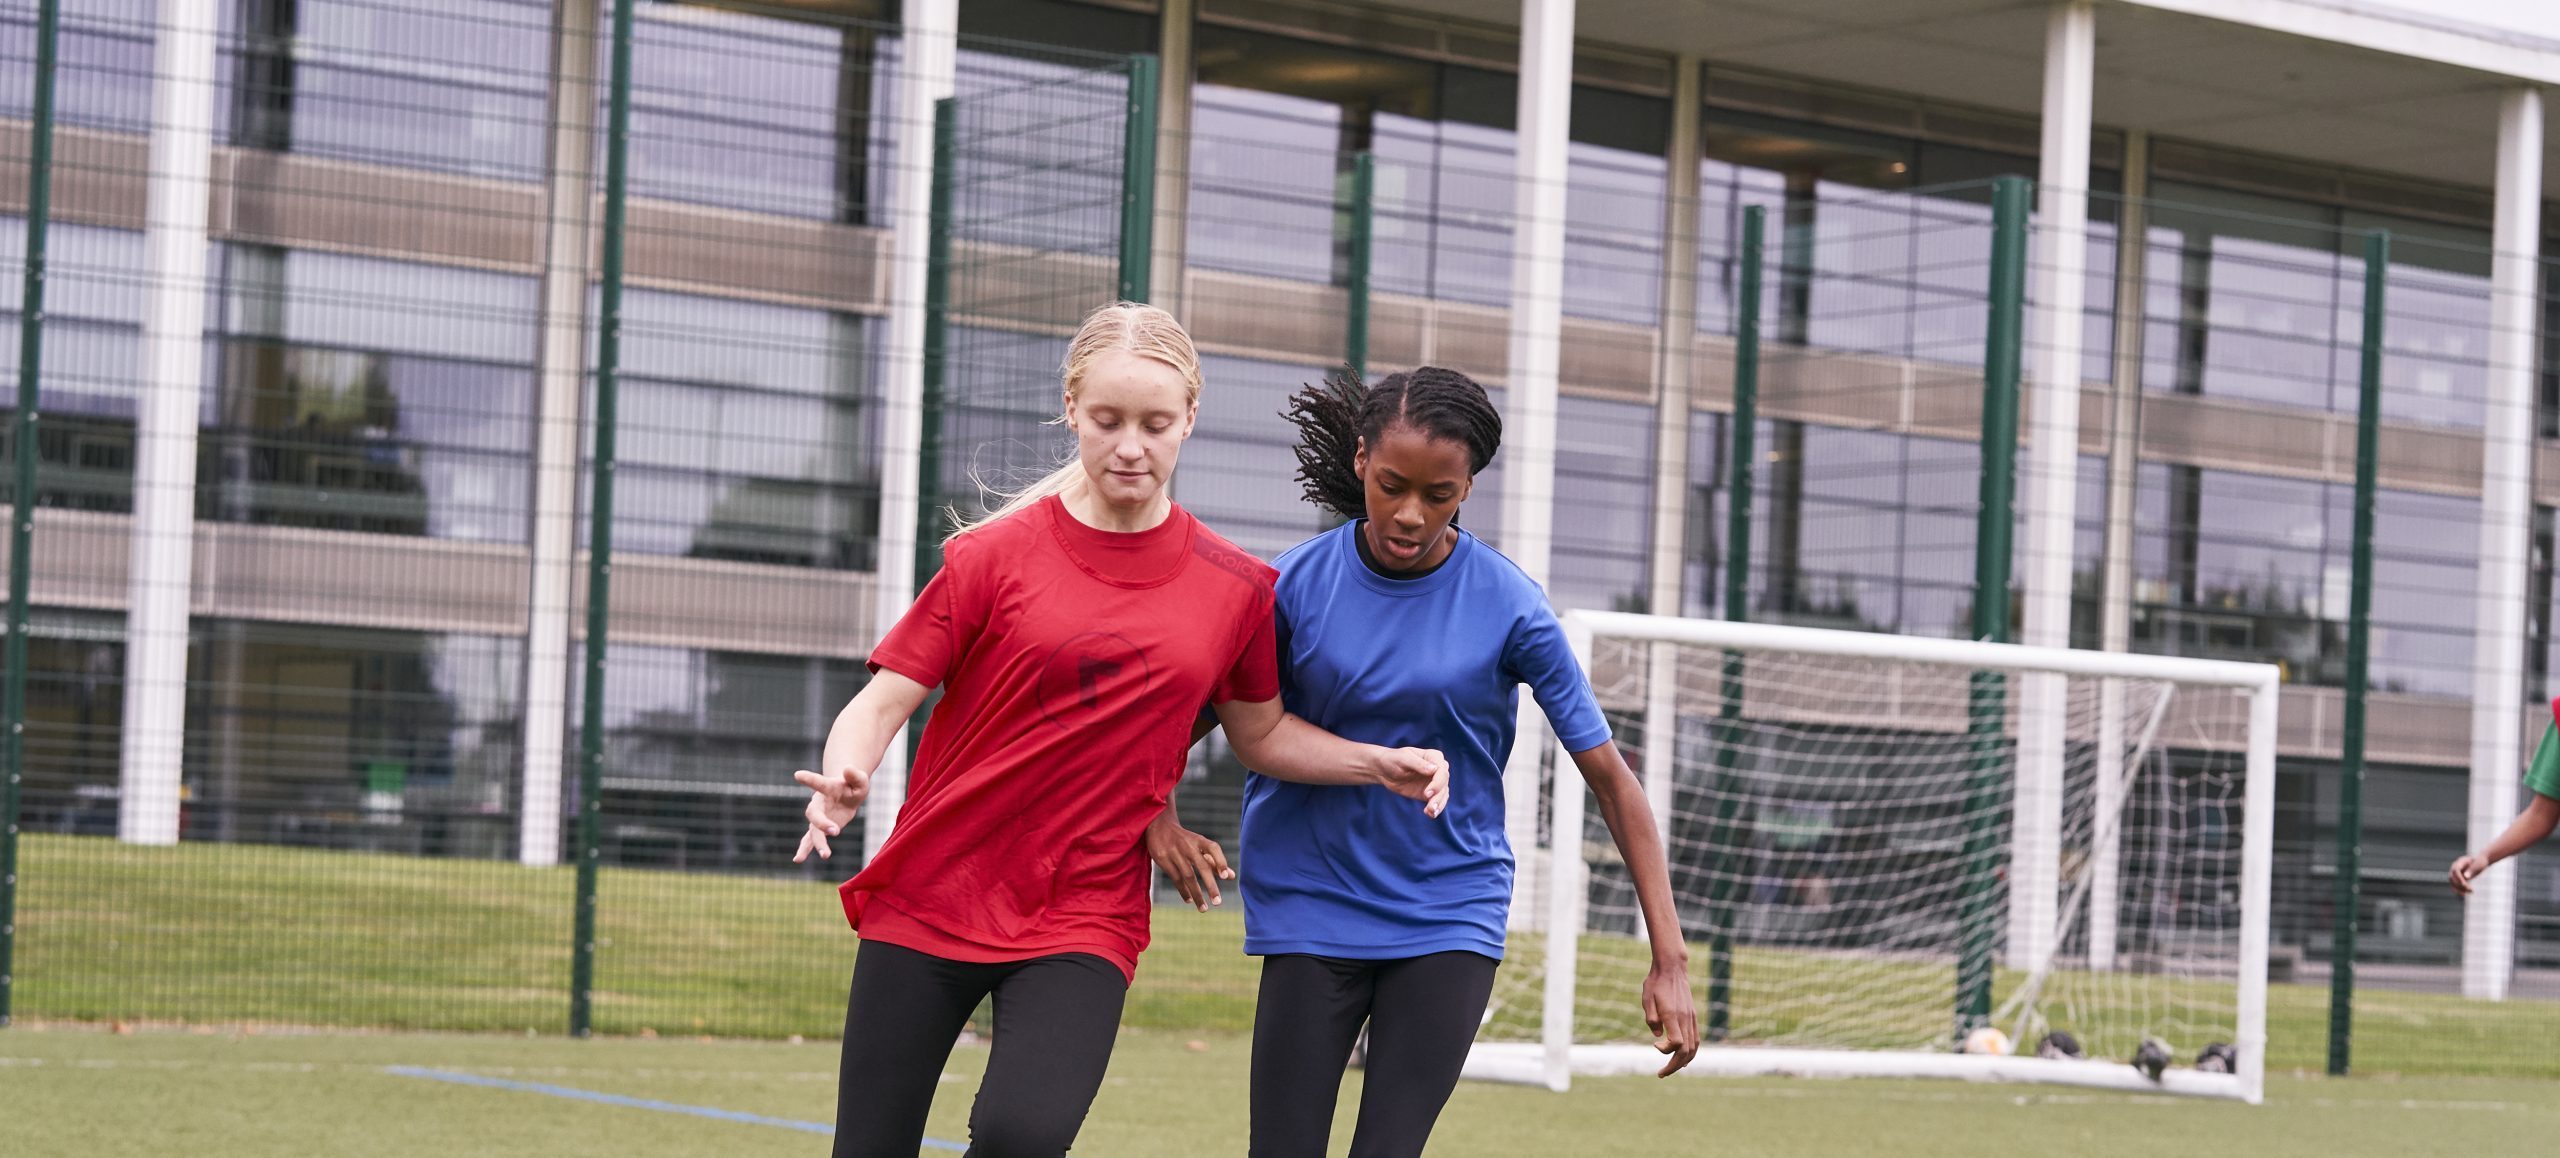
843;495;1280;980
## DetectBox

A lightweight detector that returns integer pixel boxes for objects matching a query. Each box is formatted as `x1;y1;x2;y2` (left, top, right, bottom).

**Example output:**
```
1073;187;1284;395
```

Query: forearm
1580;746;1689;967
821;677;924;779
2479;795;2560;867
1217;703;1381;787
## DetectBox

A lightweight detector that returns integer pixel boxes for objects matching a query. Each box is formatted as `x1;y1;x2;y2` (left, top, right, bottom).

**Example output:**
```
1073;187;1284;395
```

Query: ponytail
1284;366;1372;522
941;459;1087;544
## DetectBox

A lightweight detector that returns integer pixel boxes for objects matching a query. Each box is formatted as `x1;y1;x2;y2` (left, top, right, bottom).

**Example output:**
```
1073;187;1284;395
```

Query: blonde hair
946;301;1203;541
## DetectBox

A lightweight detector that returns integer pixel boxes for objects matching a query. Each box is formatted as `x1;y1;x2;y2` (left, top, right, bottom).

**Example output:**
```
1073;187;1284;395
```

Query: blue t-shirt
1239;522;1613;960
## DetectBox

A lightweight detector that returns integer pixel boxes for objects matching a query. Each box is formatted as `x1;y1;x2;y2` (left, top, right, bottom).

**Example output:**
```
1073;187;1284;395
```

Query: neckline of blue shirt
1340;521;1476;598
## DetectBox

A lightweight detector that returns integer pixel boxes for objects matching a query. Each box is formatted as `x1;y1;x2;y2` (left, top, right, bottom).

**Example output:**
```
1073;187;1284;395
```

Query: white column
2090;130;2149;972
2465;86;2540;1002
2008;0;2094;973
1642;56;1704;875
116;0;219;846
517;0;602;867
1500;0;1577;930
867;0;959;864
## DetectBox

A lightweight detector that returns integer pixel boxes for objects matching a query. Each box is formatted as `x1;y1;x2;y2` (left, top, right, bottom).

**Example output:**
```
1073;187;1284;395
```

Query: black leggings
832;940;1127;1158
1250;951;1500;1158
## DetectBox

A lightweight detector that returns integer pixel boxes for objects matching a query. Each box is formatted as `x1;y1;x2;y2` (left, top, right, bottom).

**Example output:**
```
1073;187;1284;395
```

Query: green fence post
1706;204;1767;1041
914;99;957;592
0;0;59;1031
1955;175;2029;1042
569;0;636;1041
1116;54;1159;304
1705;204;1764;1043
1344;151;1374;378
2328;229;2387;1077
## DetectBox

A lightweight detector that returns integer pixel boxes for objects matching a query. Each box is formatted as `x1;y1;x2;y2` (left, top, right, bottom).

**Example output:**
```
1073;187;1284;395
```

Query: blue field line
385;1065;967;1152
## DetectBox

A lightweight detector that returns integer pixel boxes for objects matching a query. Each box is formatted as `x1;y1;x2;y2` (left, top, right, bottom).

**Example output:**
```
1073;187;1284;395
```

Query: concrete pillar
1642;55;1703;868
1152;0;1194;320
867;0;959;863
1499;0;1577;929
519;0;602;868
2091;130;2150;972
2465;86;2541;1002
2009;0;2094;973
117;0;220;846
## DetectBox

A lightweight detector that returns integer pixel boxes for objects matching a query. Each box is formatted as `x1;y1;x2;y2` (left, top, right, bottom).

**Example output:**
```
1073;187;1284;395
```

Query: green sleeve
2526;719;2560;801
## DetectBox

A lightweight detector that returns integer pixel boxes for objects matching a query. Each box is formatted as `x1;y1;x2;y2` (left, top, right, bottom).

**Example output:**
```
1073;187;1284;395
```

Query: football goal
1466;610;2277;1104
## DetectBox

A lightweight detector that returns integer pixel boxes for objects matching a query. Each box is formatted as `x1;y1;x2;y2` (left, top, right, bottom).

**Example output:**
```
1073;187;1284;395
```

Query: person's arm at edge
2450;790;2560;896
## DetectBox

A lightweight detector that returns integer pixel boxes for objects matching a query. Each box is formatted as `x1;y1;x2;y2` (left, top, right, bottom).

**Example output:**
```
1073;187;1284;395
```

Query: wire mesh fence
2;0;2559;1084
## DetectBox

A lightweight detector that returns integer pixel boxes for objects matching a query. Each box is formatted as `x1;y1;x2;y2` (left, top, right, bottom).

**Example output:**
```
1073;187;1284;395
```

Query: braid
1283;364;1504;521
1397;366;1502;475
1284;365;1373;521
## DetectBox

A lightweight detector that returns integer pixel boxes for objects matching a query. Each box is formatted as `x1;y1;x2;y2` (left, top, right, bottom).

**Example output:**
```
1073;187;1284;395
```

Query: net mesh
1492;626;2258;1076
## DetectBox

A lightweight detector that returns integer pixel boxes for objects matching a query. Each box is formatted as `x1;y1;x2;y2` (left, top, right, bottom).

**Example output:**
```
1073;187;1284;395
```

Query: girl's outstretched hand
792;767;871;863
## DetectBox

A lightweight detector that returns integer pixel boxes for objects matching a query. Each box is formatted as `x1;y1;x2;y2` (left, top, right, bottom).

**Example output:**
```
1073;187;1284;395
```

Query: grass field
5;1023;2557;1158
19;833;2560;1079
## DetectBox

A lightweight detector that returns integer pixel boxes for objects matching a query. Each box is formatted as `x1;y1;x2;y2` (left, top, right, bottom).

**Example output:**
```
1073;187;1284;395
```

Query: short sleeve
866;545;988;688
1505;605;1613;753
1211;600;1282;705
2527;716;2560;801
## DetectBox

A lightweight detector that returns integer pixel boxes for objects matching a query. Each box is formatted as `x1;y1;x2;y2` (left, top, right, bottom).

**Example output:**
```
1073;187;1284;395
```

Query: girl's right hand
792;767;871;863
2450;853;2488;897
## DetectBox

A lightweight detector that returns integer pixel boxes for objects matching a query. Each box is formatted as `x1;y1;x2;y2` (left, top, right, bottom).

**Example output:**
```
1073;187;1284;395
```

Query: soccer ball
2195;1042;2237;1074
1962;1027;2011;1056
2133;1036;2173;1081
2036;1031;2084;1061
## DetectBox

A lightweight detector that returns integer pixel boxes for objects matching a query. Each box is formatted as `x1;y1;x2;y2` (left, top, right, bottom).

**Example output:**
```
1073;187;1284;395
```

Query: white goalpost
1465;611;2279;1105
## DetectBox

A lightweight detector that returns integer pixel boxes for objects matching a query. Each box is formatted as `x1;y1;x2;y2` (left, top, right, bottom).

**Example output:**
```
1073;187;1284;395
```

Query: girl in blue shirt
1148;366;1699;1158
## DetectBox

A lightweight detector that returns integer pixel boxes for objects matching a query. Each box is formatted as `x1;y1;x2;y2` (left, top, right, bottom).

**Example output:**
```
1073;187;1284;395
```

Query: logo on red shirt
1039;631;1151;730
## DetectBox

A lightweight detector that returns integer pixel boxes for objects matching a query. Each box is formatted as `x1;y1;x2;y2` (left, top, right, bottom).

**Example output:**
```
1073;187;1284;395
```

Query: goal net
1466;611;2276;1104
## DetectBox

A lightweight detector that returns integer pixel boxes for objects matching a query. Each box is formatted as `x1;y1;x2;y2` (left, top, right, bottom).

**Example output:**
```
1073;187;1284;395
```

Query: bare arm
2450;792;2560;896
1209;696;1448;816
790;670;933;863
1572;741;1700;1076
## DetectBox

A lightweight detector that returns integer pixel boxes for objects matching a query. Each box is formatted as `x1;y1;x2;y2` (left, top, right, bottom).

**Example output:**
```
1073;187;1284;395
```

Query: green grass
4;1024;2557;1158
15;833;2560;1077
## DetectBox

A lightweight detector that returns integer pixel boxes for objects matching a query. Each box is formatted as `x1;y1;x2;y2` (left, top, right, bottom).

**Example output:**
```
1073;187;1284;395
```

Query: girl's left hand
1643;958;1701;1077
1144;808;1233;912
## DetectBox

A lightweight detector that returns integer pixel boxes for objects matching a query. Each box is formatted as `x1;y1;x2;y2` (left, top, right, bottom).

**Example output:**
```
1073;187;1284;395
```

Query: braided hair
1283;365;1503;521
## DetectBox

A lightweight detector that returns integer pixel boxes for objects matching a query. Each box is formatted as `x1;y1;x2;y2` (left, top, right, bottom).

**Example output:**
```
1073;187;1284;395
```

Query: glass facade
624;3;873;221
181;619;523;854
208;0;555;178
1189;24;1668;324
1184;352;1337;561
0;0;154;134
2144;181;2496;429
0;218;147;512
600;290;879;569
208;245;538;542
2131;466;2482;696
578;644;869;872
